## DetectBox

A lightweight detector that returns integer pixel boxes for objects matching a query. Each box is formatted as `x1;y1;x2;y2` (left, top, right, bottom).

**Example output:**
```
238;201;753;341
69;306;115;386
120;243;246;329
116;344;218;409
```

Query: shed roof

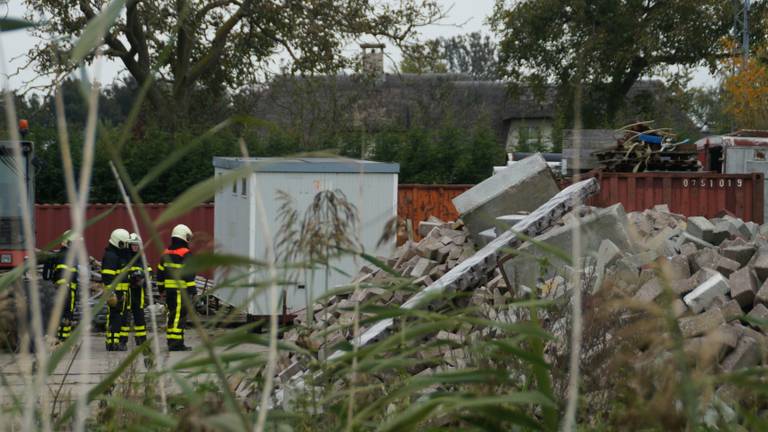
212;157;400;174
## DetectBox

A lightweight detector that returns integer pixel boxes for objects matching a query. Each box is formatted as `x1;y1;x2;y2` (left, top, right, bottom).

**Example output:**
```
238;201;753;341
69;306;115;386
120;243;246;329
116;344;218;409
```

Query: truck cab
0;134;34;269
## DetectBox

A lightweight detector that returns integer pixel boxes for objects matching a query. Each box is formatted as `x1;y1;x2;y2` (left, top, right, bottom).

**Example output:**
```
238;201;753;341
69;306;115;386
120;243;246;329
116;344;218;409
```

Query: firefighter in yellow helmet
102;228;130;351
157;224;196;351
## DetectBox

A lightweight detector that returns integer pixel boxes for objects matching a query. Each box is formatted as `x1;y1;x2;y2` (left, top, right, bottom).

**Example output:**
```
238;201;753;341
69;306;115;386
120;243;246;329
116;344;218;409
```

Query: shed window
241;178;247;196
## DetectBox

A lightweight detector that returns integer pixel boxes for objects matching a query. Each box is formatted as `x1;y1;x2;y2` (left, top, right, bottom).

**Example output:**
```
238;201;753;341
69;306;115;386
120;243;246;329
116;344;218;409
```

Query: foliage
722;50;768;130
400;32;499;79
490;0;758;124
25;0;444;122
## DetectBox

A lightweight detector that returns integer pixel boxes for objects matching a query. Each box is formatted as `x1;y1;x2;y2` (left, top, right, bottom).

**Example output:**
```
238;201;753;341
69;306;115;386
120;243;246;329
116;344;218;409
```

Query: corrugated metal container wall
398;184;471;227
35;204;215;266
588;172;764;223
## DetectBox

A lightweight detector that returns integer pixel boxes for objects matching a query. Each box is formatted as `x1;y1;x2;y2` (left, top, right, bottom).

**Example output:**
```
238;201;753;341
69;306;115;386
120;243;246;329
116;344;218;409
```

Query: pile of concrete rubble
267;154;768;410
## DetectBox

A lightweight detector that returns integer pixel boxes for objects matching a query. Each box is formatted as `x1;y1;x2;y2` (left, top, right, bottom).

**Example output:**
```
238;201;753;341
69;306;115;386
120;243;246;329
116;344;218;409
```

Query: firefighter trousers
57;283;77;341
126;283;147;345
106;290;127;349
165;288;187;347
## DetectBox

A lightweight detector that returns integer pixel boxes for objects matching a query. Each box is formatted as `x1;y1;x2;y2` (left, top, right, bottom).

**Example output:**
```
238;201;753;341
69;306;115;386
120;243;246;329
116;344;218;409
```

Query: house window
517;125;542;150
241;177;247;196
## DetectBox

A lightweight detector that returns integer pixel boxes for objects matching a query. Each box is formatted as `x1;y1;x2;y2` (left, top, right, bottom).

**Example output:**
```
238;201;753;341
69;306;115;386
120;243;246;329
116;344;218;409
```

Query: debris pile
260;153;768;417
593;122;698;172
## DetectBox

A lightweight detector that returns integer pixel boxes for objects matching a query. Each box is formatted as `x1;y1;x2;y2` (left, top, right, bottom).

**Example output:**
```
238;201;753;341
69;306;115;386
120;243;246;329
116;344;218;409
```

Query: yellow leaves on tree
722;51;768;129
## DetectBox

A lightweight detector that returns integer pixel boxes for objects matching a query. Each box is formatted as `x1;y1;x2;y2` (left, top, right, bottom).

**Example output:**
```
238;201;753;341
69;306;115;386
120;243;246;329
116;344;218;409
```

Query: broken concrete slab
452;153;560;243
410;258;437;278
501;203;632;291
729;267;758;308
679;307;726;338
687;217;716;243
683;272;730;314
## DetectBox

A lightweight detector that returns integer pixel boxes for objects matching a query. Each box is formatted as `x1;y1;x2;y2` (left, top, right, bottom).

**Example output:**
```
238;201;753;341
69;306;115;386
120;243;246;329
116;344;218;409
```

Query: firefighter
52;230;78;341
102;228;130;351
157;224;196;351
126;233;150;347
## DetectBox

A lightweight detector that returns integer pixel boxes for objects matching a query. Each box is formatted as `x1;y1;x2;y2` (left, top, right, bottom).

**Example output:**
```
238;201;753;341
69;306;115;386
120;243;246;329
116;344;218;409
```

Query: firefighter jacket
101;244;128;291
52;246;78;289
157;239;196;296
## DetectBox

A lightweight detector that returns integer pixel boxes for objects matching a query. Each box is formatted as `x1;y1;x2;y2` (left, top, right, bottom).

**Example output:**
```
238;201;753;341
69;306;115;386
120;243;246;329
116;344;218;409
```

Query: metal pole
743;0;750;68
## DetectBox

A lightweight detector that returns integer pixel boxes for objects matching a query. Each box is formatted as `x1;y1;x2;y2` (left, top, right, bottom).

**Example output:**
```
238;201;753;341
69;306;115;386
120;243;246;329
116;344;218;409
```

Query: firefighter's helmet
109;228;130;249
171;224;192;243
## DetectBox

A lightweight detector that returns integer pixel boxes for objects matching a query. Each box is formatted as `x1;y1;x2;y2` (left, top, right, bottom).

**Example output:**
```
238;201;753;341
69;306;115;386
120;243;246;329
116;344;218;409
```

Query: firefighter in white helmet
102;228;130;351
156;224;196;351
125;233;152;348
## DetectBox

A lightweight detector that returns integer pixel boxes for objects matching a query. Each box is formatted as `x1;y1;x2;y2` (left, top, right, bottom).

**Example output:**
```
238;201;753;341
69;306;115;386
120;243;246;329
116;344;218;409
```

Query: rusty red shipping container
36;173;763;260
397;184;471;229
35;203;214;266
586;171;764;223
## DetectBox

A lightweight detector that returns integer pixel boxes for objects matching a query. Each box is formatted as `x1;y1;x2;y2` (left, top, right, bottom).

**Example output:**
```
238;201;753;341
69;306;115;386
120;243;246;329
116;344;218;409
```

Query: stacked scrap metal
593;122;699;172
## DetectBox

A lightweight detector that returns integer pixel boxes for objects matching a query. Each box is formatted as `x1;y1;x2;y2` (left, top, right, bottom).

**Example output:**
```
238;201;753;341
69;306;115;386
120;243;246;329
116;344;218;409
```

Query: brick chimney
360;43;385;76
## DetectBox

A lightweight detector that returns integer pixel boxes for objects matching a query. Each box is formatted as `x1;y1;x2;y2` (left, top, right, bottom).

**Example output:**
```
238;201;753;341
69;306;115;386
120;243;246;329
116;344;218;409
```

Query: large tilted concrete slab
452;153;560;243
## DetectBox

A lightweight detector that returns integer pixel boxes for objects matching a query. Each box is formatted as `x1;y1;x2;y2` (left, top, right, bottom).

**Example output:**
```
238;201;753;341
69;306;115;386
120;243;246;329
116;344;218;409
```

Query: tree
26;0;444;123
723;55;768;130
400;39;447;74
441;32;499;80
399;32;499;79
490;0;763;124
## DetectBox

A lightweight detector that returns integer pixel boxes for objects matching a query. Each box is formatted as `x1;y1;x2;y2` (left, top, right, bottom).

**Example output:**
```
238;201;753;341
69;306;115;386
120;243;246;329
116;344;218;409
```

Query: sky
0;0;715;92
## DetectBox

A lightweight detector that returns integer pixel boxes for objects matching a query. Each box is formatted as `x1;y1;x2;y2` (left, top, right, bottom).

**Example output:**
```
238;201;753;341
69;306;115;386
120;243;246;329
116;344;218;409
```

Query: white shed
212;157;399;316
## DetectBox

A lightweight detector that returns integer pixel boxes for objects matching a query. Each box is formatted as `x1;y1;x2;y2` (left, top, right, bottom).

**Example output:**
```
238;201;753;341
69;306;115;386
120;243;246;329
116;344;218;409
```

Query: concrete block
691;248;720;273
746;221;760;240
747;303;768;328
679;242;698;257
633;278;663;303
663;255;691;280
672;298;688;318
729;267;758;308
715;256;741;277
755;279;768;307
418;221;442;238
452;154;559;242
410;258;437;278
653;204;671;213
683;272;730;314
711;227;731;245
752;248;768;281
671;277;697;296
723;216;752;239
687;216;716;243
679;307;725;338
720;300;744;323
721;337;761;372
625;250;658;269
721;245;756;267
678;232;715;250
